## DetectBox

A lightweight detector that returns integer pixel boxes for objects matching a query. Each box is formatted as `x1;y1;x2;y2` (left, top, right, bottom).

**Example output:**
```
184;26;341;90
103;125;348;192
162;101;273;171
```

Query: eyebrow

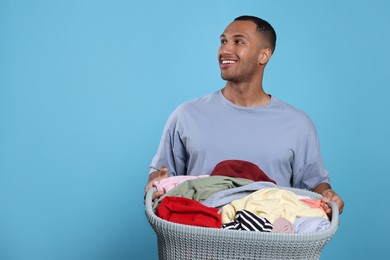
220;34;247;39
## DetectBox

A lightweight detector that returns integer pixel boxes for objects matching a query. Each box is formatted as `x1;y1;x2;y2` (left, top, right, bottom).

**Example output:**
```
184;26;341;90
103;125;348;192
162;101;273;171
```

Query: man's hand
144;167;169;205
320;188;344;215
312;183;344;216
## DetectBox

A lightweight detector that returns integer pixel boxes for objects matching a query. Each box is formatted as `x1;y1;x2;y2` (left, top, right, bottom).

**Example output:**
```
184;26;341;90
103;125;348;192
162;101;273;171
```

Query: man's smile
221;60;236;64
220;57;238;69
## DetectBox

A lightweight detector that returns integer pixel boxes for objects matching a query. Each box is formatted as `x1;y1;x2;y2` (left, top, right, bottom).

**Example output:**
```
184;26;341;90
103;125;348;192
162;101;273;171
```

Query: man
145;15;344;215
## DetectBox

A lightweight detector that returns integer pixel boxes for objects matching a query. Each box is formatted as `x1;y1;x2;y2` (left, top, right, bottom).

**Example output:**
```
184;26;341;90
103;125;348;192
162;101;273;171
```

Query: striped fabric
222;210;273;232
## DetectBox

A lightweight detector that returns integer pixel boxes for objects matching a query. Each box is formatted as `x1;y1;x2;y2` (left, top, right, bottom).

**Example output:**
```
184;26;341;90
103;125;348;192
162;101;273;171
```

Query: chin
221;75;238;82
220;73;232;81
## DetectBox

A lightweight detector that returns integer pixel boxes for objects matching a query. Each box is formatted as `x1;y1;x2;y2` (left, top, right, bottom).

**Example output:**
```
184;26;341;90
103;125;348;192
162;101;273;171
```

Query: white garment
294;217;331;233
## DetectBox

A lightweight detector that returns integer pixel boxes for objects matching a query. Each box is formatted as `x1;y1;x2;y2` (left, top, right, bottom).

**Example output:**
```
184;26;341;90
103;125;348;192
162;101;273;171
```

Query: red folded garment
156;196;222;228
210;159;276;184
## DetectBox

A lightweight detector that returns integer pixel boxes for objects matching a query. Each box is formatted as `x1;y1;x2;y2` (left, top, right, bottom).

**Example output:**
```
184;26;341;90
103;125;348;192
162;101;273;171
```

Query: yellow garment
220;188;328;224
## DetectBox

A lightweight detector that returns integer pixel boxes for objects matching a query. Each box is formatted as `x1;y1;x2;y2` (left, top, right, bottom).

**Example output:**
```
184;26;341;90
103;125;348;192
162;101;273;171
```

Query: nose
219;42;233;56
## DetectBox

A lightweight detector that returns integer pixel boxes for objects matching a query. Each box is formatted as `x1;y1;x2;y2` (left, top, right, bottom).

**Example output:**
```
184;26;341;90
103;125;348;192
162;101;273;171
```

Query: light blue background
1;0;389;259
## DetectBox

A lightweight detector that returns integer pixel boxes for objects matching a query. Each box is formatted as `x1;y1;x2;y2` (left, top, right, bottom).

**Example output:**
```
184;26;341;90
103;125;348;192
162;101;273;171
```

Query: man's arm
312;182;344;215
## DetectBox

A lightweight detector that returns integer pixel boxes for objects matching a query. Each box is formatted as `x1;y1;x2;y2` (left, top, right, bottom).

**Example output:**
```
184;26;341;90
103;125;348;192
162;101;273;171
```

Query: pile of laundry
152;160;330;234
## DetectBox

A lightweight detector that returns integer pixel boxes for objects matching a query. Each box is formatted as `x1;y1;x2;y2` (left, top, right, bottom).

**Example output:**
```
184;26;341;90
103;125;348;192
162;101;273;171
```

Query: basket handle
145;187;158;218
326;200;339;225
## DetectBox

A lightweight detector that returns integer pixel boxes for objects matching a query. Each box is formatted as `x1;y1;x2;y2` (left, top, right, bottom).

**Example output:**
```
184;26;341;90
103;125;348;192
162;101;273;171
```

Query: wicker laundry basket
145;186;339;260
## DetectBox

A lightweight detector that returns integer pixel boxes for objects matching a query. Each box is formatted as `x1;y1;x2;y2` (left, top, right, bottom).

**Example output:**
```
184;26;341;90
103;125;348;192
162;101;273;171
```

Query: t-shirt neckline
216;90;275;111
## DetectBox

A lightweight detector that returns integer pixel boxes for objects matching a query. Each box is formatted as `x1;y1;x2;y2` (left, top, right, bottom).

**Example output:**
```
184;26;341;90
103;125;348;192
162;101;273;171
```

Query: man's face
218;20;263;83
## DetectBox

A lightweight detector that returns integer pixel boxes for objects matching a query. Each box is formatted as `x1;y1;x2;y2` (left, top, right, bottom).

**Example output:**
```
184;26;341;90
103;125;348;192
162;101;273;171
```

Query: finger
152;191;165;201
321;196;330;203
325;205;332;214
319;201;331;215
144;190;162;205
323;190;334;200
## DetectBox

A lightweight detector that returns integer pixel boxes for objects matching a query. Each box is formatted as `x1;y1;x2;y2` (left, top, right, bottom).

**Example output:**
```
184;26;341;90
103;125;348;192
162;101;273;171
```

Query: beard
220;58;259;83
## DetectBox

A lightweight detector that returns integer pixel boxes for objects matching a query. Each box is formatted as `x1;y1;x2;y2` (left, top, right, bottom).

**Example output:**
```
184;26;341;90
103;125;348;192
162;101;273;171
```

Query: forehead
221;20;258;38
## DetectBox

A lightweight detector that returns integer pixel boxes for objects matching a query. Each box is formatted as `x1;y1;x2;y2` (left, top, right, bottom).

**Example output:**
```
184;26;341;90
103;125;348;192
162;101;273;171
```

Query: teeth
222;60;236;64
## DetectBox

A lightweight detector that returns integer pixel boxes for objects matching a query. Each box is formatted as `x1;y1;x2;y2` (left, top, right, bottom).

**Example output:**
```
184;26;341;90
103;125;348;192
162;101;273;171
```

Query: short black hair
234;15;277;53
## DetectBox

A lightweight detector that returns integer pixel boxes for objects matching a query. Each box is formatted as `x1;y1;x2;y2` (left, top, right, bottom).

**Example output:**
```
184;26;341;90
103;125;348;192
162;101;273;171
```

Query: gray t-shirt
150;90;330;190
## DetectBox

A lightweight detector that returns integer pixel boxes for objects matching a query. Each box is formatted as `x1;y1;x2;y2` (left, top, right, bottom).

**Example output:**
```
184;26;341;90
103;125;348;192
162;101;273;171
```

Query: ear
258;48;273;65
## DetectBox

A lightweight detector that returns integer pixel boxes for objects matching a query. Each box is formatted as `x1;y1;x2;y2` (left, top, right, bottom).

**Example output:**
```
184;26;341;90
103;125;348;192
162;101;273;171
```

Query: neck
222;82;270;107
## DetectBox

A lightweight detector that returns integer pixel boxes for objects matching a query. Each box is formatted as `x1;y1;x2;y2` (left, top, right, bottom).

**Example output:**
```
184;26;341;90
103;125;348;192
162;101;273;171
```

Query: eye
235;39;244;44
220;39;227;45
